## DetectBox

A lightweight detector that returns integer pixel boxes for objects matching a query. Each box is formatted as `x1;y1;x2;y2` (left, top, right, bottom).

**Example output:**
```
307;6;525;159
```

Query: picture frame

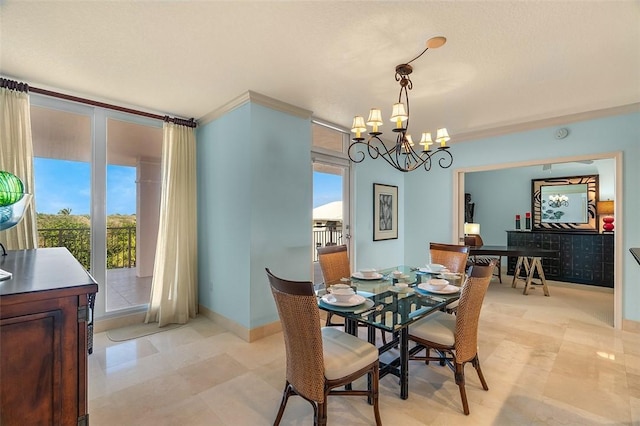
531;174;599;231
373;183;398;241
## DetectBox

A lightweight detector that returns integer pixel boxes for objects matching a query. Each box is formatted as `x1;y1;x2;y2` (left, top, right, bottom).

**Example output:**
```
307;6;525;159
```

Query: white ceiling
1;1;639;142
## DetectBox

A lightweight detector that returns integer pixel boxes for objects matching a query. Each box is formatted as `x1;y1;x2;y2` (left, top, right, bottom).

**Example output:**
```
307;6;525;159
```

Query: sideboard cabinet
0;248;98;425
506;230;614;288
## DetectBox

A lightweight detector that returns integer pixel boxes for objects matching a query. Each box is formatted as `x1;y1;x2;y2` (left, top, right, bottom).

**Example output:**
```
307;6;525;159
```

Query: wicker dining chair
407;261;496;415
266;268;382;426
317;245;387;344
316;245;351;327
429;242;470;275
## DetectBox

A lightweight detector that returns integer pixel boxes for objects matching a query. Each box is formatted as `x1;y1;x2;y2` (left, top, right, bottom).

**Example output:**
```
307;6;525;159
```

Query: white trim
199;90;313;125
311;118;350;134
453;104;640;143
452;151;623;330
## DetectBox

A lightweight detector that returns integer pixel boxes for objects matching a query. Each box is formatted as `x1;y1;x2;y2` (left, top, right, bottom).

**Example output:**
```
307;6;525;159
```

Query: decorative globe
0;171;30;232
0;171;25;207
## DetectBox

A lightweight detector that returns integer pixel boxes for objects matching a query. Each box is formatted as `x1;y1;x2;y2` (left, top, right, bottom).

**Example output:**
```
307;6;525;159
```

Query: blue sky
313;172;342;208
34;158;136;215
34;158;341;214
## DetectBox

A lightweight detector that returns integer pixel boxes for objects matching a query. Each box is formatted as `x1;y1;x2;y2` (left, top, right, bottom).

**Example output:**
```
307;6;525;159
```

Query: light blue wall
197;102;311;329
352;158;405;271
400;111;639;322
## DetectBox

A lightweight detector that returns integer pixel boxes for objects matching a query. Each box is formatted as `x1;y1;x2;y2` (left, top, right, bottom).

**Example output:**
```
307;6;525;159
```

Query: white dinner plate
321;293;367;307
419;267;450;274
417;283;460;294
351;272;384;280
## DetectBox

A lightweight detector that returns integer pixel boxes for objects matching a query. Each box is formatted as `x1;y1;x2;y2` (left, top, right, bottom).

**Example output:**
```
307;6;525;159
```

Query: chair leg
472;355;489;391
274;382;293;425
371;363;382;426
325;312;333;326
316;400;327;426
454;363;470;415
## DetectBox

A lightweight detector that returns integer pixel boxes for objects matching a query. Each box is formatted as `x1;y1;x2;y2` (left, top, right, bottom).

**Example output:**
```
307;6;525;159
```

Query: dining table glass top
318;265;463;332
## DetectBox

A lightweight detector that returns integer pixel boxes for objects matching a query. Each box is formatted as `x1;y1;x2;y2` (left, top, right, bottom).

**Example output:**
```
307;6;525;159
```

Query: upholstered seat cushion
408;310;456;346
321;327;378;380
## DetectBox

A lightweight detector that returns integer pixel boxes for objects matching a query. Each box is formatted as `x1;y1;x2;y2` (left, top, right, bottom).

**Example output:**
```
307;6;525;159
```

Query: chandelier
548;194;569;208
348;36;452;173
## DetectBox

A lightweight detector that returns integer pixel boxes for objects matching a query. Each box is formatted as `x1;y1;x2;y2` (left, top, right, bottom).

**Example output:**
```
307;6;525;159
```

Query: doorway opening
453;151;623;328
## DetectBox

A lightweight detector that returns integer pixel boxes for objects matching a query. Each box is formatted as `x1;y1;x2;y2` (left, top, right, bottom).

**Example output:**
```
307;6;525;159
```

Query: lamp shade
389;103;408;123
435;128;450;145
366;109;383;127
351;116;366;133
597;200;614;215
464;222;480;235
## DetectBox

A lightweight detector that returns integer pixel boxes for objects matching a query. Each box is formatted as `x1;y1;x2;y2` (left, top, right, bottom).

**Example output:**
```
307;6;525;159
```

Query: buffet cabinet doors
506;230;614;288
1;293;92;426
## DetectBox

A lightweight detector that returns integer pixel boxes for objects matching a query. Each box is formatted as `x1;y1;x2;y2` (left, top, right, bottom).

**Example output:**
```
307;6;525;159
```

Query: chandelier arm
436;148;454;169
347;140;369;163
419;153;433;171
368;134;396;159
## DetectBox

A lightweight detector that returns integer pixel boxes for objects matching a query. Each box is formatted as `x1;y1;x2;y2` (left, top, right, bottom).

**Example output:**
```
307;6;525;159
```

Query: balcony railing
313;226;343;262
37;226;136;271
39;225;337;267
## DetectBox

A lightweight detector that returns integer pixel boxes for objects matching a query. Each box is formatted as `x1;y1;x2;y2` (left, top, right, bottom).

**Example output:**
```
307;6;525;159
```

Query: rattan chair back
429;242;470;274
317;245;351;286
454;261;495;362
266;269;325;403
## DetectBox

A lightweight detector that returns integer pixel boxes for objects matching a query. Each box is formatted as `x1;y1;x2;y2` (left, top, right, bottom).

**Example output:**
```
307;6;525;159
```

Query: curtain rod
1;77;197;128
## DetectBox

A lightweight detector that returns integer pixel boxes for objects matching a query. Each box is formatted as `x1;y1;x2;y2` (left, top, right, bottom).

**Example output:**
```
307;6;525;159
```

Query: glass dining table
317;265;462;400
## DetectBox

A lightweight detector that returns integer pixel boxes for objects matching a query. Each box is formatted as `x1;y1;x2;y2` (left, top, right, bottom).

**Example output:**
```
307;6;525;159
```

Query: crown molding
453;103;640;144
198;90;313;126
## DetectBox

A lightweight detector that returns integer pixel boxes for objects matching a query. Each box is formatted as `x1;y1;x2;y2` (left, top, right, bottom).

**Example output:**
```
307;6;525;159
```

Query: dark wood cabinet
506;230;614;287
0;248;98;425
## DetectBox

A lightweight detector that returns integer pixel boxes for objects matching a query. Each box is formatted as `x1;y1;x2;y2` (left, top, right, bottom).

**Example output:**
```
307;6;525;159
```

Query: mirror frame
531;174;599;231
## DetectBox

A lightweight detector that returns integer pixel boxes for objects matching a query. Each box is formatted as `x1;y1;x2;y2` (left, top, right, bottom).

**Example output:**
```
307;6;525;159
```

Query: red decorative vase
602;216;615;232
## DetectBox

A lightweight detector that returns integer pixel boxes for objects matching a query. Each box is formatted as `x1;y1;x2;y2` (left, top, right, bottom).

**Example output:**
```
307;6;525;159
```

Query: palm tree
58;208;72;215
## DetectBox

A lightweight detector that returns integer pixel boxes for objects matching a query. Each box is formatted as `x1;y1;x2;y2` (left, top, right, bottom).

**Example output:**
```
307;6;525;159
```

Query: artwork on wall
373;183;398;241
531;174;598;231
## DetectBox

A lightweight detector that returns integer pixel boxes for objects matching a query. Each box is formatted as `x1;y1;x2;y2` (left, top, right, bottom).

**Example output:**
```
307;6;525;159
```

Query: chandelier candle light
548;194;569;208
349;36;453;173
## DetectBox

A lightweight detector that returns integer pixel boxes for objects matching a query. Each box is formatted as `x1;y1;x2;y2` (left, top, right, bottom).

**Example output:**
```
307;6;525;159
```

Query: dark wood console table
506;230;614;288
469;245;558;296
0;248;98;425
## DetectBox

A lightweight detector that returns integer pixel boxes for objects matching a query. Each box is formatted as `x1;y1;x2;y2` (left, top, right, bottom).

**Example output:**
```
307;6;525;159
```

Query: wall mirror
532;174;598;231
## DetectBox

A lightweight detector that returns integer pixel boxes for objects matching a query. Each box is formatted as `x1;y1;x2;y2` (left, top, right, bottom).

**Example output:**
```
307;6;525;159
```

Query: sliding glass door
311;121;352;285
30;95;162;317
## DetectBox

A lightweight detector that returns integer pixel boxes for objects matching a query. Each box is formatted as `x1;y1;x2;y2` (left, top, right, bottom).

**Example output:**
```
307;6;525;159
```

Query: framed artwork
531;174;598;231
373;183;398;241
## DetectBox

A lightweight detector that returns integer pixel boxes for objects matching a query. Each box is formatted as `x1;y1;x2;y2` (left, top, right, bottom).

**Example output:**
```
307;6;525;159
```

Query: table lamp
596;200;614;233
464;222;482;246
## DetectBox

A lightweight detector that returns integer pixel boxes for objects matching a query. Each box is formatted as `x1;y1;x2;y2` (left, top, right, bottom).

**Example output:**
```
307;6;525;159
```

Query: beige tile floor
89;278;640;425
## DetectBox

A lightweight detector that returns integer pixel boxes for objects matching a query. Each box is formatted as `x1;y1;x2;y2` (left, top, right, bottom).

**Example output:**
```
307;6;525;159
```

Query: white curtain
0;85;37;249
145;122;198;326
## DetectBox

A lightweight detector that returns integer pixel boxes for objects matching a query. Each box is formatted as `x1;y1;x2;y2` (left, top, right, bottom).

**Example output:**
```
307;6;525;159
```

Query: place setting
388;270;415;295
417;278;460;295
350;268;385;281
319;284;375;312
418;263;449;274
